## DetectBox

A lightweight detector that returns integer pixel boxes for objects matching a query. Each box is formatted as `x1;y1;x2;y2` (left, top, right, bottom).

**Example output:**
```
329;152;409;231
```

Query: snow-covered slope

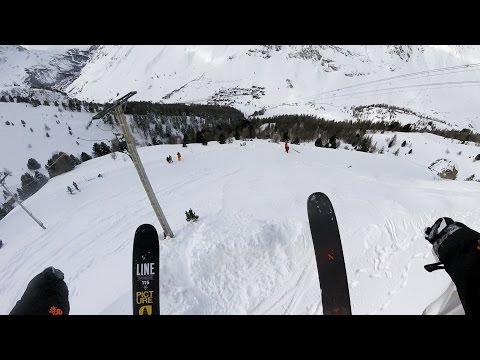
0;100;147;190
0;45;92;91
369;132;480;181
1;138;480;314
66;45;480;131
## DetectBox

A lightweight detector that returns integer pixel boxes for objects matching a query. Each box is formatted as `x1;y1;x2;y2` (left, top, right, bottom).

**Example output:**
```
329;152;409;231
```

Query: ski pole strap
424;261;445;272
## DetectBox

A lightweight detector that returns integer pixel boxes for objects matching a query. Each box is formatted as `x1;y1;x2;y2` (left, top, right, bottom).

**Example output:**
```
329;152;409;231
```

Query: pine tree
388;134;397;148
34;171;48;187
27;158;41;170
196;131;204;144
18;172;41;200
80;152;92;162
329;135;337;149
100;142;111;155
46;152;76;178
69;154;82;165
92;142;112;157
218;132;226;144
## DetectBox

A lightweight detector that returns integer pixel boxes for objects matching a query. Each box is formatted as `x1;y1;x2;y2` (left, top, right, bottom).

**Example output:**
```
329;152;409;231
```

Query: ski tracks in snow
349;213;435;314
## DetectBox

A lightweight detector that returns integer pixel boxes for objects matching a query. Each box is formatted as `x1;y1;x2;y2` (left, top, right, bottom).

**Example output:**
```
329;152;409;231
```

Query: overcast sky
21;45;91;51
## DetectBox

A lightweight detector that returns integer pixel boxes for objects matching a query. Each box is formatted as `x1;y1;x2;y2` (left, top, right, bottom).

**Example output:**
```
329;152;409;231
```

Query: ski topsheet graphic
132;224;159;315
307;192;351;315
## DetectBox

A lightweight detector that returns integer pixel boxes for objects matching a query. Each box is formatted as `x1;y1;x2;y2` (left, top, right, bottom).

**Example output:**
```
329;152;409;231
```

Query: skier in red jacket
285;141;289;154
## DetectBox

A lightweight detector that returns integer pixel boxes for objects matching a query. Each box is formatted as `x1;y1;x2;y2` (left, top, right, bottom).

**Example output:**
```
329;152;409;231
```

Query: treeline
0;93;104;114
124;102;245;122
252;114;480;149
429;128;480;144
125;103;248;145
252;115;381;152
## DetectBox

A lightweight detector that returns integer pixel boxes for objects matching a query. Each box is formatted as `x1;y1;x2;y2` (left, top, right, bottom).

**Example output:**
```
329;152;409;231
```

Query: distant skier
285;141;289;154
67;186;73;194
98;173;103;178
166;155;173;164
10;266;70;315
177;152;181;161
0;240;3;249
424;217;480;315
72;181;79;191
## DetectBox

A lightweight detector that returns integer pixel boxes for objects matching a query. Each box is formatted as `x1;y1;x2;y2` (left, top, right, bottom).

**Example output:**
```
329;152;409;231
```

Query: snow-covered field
1;138;480;314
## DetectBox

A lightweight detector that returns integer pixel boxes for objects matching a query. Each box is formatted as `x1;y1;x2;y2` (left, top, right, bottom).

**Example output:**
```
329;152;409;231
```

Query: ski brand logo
136;291;154;305
49;306;63;315
139;305;153;315
137;263;155;276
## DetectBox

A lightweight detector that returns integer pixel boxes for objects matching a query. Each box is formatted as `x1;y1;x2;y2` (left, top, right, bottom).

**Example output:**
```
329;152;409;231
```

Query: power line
76;136;113;142
290;62;480;104
183;62;480;113
312;80;480;102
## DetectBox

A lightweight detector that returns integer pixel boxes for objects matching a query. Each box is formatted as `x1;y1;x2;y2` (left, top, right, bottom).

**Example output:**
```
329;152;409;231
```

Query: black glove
424;217;480;265
10;267;70;315
424;217;480;315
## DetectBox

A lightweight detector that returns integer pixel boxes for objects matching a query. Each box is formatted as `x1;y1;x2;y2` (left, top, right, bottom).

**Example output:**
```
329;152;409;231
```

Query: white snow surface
1;138;480;314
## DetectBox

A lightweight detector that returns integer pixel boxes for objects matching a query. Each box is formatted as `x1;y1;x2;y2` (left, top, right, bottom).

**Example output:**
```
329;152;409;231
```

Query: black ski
132;224;159;315
307;192;351;315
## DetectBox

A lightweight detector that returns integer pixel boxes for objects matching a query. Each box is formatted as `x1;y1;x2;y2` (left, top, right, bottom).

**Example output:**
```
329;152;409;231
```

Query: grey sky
21;45;91;51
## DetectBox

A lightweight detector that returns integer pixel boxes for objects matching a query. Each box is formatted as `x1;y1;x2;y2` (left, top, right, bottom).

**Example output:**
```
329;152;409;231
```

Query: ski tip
308;192;328;202
135;224;158;239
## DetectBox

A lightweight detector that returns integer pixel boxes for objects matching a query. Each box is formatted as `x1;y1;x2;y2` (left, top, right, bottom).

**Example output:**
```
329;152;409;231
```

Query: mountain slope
0;45;92;91
66;45;480;131
1;139;480;314
0;99;145;192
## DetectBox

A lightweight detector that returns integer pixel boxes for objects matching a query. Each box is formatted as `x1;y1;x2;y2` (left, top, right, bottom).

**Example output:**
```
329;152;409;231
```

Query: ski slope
1;138;480;314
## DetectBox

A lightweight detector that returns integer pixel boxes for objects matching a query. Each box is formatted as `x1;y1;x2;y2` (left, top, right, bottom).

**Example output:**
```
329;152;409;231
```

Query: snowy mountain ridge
64;45;480;131
0;45;93;91
4;45;480;131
